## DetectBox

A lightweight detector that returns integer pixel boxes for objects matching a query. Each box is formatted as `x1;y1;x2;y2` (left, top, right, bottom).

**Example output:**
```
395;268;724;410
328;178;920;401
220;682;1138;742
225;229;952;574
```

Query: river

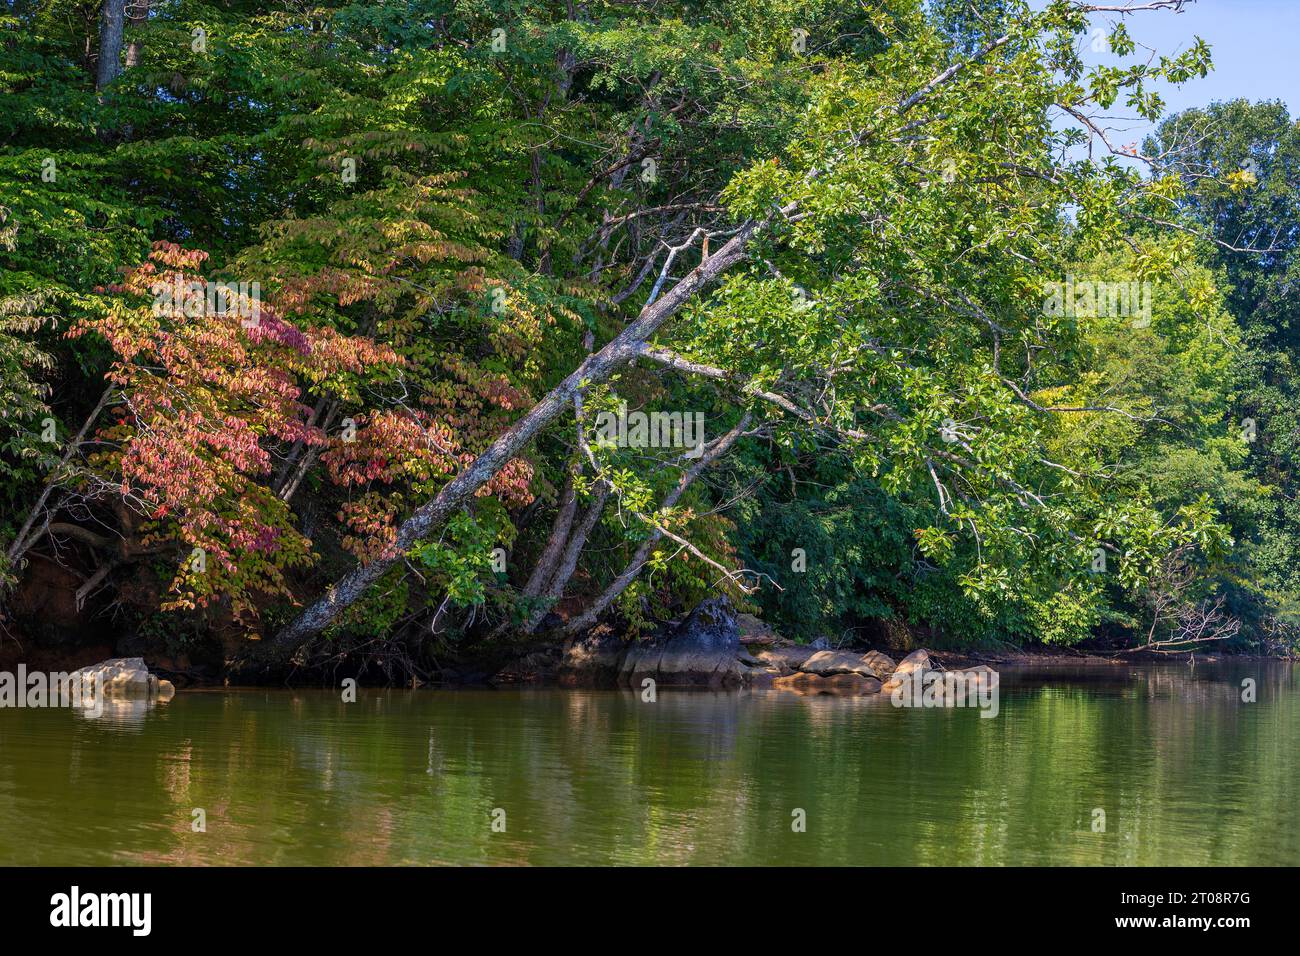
0;661;1293;865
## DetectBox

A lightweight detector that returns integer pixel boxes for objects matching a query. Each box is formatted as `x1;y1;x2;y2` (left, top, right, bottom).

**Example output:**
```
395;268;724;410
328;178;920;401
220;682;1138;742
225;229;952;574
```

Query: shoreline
934;647;1297;668
2;639;1289;691
7;600;1289;691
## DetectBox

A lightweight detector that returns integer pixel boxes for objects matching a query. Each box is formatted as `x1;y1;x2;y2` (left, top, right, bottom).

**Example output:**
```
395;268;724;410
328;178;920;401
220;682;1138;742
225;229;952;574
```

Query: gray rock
897;648;932;671
772;672;883;696
906;665;1000;707
621;596;745;687
860;650;897;680
69;657;174;700
736;613;782;646
743;664;783;688
882;648;933;693
798;649;896;680
557;629;625;685
945;665;999;692
754;646;817;671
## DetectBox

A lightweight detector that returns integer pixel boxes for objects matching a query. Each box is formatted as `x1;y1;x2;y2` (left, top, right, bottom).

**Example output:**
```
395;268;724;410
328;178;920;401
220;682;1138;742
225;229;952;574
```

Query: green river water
0;661;1294;865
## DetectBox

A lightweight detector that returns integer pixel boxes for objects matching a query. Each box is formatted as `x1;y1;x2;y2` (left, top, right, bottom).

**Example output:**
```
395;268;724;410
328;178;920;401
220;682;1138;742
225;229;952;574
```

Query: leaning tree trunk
519;471;578;599
270;217;764;653
267;33;1005;654
562;413;751;636
483;467;578;640
521;482;609;633
95;0;125;89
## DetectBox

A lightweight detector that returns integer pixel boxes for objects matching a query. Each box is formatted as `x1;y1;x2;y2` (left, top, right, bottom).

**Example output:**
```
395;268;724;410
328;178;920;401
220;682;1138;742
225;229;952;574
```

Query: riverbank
933;646;1296;667
2;596;1290;691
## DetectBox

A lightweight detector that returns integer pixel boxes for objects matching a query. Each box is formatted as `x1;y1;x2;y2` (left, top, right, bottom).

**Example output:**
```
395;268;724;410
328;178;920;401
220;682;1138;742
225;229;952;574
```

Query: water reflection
74;695;165;726
0;662;1294;865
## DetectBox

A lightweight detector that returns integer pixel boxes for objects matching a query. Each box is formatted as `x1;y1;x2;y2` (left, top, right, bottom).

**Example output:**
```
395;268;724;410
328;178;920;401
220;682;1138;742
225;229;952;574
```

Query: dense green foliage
1;0;1295;668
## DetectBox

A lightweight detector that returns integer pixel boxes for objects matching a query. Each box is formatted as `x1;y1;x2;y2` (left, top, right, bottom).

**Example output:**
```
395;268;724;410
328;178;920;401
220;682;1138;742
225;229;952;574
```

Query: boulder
621;597;745;688
798;649;896;681
897;648;932;672
754;645;817;671
907;666;1000;707
860;650;897;679
882;648;932;693
743;664;783;688
960;664;999;684
69;658;174;700
772;672;882;696
940;665;999;695
736;613;782;646
556;629;625;685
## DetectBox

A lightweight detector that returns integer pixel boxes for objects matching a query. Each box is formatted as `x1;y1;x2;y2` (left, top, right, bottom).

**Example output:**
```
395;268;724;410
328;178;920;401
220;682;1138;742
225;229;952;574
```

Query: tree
95;0;124;89
0;0;1249;665
1150;99;1300;645
272;0;1221;652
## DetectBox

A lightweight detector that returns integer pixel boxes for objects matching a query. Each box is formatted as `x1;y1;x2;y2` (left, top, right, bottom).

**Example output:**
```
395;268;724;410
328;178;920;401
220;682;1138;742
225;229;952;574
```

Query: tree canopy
2;0;1293;671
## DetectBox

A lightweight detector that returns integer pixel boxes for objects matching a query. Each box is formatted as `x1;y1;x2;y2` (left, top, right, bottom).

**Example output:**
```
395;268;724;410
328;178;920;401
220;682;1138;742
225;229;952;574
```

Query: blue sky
1084;0;1299;142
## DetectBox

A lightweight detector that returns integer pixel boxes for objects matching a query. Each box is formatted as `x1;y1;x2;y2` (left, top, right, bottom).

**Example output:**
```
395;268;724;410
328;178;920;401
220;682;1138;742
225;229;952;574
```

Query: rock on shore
71;657;175;701
504;597;1001;702
799;649;896;680
772;672;883;696
618;597;747;688
881;649;932;693
543;598;901;694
